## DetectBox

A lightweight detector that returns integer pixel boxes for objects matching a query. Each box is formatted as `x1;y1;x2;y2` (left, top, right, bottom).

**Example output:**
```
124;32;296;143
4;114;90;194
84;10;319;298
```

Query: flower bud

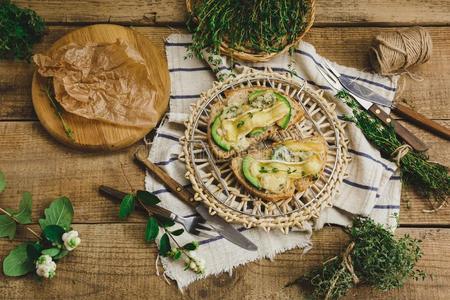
35;255;56;279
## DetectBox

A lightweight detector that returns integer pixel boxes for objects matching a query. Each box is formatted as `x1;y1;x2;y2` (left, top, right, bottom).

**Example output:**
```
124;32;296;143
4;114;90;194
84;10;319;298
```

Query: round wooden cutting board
31;24;170;151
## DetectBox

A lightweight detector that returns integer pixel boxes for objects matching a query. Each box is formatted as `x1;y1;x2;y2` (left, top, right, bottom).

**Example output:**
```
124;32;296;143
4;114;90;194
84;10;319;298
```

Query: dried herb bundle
0;0;45;60
294;218;425;300
337;91;449;209
187;0;309;58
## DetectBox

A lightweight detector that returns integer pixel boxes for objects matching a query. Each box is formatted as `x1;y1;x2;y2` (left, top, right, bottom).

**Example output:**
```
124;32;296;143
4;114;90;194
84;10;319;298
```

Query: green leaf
43;225;65;244
2;243;34;277
171;229;184;236
159;233;171;256
155;215;175;228
12;192;32;225
26;243;43;261
53;249;69;260
136;190;160;206
173;250;182;260
39;197;74;231
41;248;61;257
0;170;5;193
119;194;135;219
145;217;159;242
182;242;199;251
0;215;16;239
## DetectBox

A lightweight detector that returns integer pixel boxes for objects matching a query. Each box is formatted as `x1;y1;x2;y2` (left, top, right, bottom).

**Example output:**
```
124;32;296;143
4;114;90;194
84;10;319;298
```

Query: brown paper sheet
33;40;158;128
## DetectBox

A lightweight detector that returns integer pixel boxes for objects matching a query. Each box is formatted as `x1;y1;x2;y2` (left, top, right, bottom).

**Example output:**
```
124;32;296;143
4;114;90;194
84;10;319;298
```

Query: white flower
185;251;206;274
62;230;81;251
35;255;56;279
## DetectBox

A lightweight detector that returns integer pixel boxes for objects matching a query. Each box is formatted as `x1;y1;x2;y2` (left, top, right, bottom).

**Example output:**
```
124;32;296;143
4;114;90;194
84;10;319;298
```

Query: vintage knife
134;146;258;251
339;76;450;141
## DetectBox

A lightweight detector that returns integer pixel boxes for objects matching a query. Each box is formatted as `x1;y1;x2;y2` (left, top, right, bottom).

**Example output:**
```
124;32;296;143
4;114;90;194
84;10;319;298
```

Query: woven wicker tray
181;70;350;233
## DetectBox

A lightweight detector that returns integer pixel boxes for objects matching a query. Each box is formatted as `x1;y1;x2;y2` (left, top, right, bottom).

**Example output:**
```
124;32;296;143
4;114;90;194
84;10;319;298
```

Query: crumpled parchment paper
34;40;159;128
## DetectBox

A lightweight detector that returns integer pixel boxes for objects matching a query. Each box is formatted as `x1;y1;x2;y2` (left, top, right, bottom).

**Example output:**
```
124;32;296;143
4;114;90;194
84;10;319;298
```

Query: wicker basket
186;0;316;63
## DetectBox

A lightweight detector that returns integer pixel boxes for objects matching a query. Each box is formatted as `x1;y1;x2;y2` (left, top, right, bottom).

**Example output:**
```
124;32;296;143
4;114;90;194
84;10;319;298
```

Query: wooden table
0;1;449;299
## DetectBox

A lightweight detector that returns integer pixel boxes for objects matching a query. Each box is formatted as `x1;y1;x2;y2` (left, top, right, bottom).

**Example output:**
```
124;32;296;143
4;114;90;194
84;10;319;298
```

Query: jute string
391;144;412;166
369;27;432;79
324;242;359;300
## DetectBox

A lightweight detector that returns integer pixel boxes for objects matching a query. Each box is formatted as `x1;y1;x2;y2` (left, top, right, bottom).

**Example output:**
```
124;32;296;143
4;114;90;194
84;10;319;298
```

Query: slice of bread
207;87;305;159
230;137;327;202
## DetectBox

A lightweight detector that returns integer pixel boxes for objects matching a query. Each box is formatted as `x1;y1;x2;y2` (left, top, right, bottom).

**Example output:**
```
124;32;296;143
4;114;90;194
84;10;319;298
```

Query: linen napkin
144;34;401;289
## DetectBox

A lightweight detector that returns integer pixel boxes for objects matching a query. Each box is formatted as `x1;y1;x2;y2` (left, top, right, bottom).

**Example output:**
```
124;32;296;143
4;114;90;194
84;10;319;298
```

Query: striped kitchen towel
144;34;401;289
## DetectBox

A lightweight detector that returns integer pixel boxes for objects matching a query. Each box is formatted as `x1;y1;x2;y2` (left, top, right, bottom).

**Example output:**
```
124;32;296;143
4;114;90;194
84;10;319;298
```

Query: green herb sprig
43;79;75;141
0;169;79;279
292;217;425;299
118;187;205;274
187;0;309;59
336;91;449;209
0;0;45;60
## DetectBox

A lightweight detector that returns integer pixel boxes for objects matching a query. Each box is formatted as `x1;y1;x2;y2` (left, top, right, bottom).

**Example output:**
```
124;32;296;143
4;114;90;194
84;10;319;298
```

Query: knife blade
339;76;393;108
134;146;258;251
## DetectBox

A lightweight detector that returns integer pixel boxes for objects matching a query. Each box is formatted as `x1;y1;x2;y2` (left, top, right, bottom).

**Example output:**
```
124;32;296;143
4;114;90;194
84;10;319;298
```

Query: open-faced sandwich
208;87;305;159
231;137;328;201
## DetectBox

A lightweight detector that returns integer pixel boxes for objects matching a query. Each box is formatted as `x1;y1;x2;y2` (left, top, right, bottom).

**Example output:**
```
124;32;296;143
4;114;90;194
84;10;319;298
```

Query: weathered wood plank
0;121;448;226
1;26;449;120
0;225;447;299
11;0;450;26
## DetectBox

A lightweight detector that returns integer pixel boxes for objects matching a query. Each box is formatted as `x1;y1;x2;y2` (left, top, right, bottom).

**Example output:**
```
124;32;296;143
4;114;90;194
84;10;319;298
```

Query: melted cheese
221;101;289;147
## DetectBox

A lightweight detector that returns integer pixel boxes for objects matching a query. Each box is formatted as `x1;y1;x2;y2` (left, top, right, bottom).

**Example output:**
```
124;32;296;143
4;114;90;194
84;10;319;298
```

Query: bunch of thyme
0;0;45;60
337;90;449;210
293;217;425;300
187;0;310;58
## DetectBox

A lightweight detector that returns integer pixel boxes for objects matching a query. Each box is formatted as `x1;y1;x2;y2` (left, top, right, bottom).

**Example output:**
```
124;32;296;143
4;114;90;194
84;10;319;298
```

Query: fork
99;185;215;238
316;59;428;151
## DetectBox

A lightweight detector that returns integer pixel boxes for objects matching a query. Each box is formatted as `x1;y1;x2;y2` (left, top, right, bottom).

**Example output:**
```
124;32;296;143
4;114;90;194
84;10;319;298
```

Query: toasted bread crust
230;137;328;202
207;87;304;159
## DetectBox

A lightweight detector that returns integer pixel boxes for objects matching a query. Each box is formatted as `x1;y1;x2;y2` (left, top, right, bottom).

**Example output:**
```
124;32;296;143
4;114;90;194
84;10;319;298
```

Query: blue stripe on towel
152;183;192;195
155;156;178;166
348;149;395;173
324;168;378;192
170;94;200;99
158;133;180;142
373;204;400;209
165;41;192;47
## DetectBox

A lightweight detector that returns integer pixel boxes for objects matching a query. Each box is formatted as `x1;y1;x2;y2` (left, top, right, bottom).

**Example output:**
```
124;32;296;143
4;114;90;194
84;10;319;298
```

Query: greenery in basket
187;0;310;58
0;169;80;280
291;217;425;300
119;189;205;274
0;0;46;60
337;90;450;210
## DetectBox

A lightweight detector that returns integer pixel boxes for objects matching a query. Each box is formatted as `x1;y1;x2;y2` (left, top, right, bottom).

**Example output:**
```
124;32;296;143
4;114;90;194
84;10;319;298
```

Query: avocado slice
248;90;266;102
248;127;267;137
242;156;261;189
211;114;231;151
274;93;292;129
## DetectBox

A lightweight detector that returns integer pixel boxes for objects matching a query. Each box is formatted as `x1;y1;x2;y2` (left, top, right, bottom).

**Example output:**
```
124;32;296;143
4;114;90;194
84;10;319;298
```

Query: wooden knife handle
134;147;195;206
393;103;450;140
99;185;175;219
368;104;429;152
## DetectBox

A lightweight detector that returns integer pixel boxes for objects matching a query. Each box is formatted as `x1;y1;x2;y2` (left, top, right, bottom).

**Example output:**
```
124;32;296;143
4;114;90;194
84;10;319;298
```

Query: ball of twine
369;27;432;76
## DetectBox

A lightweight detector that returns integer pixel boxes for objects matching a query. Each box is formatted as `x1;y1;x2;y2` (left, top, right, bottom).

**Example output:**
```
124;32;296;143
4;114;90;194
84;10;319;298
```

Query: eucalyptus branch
0;206;41;240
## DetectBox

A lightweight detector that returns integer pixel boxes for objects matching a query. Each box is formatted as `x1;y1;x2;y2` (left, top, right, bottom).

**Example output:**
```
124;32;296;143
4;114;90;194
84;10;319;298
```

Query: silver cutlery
99;185;215;238
316;59;429;152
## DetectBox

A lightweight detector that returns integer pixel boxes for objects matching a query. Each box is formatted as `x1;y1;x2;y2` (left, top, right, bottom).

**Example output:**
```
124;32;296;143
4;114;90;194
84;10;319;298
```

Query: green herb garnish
0;0;45;60
336;91;449;209
291;217;425;299
187;0;310;58
236;120;245;128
